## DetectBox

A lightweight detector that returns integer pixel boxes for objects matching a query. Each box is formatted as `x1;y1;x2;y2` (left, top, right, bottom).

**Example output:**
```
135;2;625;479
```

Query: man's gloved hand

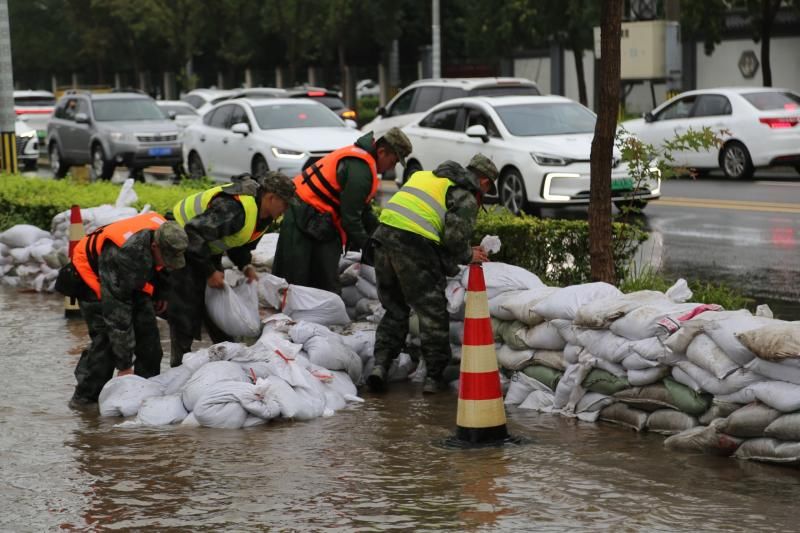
207;270;225;289
243;264;259;283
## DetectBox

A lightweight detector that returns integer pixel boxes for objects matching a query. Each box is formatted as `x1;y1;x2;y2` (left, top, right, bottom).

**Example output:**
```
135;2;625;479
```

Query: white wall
563;49;595;108
695;36;800;92
513;57;551;95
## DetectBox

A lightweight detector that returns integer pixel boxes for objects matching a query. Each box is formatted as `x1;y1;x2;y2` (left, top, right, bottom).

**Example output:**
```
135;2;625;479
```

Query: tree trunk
572;44;588;106
588;0;623;284
760;0;781;87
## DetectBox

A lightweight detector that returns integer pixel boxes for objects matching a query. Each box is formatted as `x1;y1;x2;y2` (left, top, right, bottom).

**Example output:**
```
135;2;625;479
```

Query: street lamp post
432;0;441;79
0;0;17;174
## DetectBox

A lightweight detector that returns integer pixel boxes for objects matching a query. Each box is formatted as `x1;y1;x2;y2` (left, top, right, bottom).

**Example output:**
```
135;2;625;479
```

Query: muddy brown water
2;286;798;531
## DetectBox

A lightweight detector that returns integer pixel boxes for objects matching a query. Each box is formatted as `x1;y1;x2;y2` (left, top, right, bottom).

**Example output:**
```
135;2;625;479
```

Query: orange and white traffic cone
64;204;83;318
448;263;512;446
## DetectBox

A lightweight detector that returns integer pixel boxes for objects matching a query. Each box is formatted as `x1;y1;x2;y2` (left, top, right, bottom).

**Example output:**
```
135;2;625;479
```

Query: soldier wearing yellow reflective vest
368;154;499;394
167;172;295;366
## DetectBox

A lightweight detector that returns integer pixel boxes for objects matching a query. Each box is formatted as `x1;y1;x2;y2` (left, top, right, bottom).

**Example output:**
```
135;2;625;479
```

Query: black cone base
440;424;526;449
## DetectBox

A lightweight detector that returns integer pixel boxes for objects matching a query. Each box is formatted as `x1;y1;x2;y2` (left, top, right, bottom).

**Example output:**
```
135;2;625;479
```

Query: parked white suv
361;77;540;139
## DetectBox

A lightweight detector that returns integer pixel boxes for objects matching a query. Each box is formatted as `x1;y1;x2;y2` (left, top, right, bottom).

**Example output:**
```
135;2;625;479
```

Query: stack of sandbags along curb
0;179;144;292
500;277;800;466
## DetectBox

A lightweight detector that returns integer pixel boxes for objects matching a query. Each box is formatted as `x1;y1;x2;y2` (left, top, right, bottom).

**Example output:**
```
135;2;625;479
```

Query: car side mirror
344;119;358;129
644;111;655;123
74;112;90;124
231;122;250;136
168;110;177;120
376;106;387;117
466;124;489;142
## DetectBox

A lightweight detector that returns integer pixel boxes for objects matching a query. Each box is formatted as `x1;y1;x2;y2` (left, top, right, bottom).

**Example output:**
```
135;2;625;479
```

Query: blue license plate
148;147;172;156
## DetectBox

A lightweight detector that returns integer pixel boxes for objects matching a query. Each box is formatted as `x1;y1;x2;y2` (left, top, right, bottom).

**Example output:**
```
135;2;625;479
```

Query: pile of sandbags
101;318;366;429
258;273;350;326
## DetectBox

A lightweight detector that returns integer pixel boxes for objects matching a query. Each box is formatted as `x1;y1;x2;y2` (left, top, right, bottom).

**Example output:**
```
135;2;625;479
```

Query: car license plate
148;147;172;156
611;178;633;190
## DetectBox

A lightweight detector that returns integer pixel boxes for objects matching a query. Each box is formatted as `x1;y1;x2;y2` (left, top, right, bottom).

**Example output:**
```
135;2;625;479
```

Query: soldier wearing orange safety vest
60;213;189;409
272;128;413;293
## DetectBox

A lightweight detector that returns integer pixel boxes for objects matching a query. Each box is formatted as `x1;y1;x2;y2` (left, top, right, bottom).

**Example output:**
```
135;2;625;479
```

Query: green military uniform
272;132;381;294
71;223;188;406
369;155;499;393
167;173;294;366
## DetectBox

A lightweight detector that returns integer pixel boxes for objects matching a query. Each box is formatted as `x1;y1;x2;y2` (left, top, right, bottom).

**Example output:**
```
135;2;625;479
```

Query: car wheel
129;167;145;182
251;154;269;178
720;141;754;180
614;199;649;212
188;151;206;180
49;142;69;179
499;168;528;215
402;159;423;184
91;143;115;181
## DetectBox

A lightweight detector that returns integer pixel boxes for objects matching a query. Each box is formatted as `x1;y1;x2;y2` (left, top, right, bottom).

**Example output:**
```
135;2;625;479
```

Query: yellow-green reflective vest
172;184;263;254
379;171;453;243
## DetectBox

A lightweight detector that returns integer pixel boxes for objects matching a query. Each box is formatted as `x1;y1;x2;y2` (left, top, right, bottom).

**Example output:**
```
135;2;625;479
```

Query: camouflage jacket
184;179;273;278
433;161;480;276
97;229;164;370
333;132;380;251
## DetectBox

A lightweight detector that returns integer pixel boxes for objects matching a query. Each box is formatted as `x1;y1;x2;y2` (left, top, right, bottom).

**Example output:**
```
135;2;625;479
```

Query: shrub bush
357;96;380;128
0;174;207;230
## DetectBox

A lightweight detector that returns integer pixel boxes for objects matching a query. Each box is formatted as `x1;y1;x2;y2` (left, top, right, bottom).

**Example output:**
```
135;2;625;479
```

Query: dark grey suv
47;91;182;180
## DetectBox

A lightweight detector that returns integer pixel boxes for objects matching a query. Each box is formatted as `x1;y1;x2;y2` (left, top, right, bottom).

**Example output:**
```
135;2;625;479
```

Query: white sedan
401;95;660;214
622;87;800;180
182;98;362;181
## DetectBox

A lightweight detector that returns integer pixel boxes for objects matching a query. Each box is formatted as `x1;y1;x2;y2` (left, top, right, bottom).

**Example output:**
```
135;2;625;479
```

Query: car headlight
531;152;572;166
109;131;135;142
18;130;36;139
271;146;306;159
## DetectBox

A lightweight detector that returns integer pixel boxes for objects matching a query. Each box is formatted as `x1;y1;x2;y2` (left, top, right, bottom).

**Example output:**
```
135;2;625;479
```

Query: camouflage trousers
372;225;451;381
72;293;162;403
166;262;231;367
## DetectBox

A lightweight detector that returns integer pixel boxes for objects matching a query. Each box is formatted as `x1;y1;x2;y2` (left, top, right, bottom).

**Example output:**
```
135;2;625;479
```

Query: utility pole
0;0;18;174
431;0;441;78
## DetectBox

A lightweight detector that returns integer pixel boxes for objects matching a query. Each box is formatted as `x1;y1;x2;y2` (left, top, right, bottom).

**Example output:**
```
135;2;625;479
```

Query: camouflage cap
467;153;499;195
256;171;296;202
154;221;188;271
379;127;413;167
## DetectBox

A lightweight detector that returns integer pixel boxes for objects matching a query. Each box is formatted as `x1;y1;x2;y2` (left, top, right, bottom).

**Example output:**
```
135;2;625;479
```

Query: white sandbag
609;302;701;340
575;328;630;363
550;319;578;345
553;361;592;411
534;282;622;321
148;365;193;396
282;285;350;326
192;382;252;429
698;401;742;425
564;344;583;365
518;390;555;411
326;370;359;399
498;286;559;326
339;263;361;286
627;366;670;386
518;321;566;351
505;372;553;405
136;394;188;426
622;352;660;370
671;365;703;393
717;403;782;438
748;381;800;413
239;379;282;420
341;285;361;307
98;375;164;417
462;262;544;300
28;239;54;262
737;322;800;361
704;314;775;366
359;264;377;285
675;361;765;396
299;334;362;383
250;233;279;268
576;391;614;415
686;334;739;380
574;290;670;328
339;329;376;361
665;278;693;303
628;337;669;362
764;413;800;441
480;234;501;254
599;403;649;431
664;319;709;355
532;350;566;371
182;349;211;372
208;341;250;362
734;438;800;464
488;290;528;321
9;247;31;263
594;358;627;378
205;281;261;338
446;278;466;318
356;277;379;300
646;409;699;435
257;273;289;309
496;345;534;371
181;361;249;412
664;419;743;455
243;416;267;427
180;412;200;427
0;224;50;248
338;251;361;272
744;357;800;386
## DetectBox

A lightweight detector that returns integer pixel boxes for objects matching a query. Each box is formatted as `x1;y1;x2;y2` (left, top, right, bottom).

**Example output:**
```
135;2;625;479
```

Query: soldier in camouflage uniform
368;154;499;394
272;128;412;293
69;217;189;408
167;172;295;366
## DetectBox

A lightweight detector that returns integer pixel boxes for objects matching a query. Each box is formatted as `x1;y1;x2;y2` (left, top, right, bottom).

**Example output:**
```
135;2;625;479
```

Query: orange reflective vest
293;145;379;244
72;213;167;300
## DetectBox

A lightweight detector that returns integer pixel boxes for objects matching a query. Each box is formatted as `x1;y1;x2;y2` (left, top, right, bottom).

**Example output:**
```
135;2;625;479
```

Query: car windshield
93;99;166;121
494;102;596;136
252;103;343;129
158;104;198;116
742;91;800;111
14;96;55;107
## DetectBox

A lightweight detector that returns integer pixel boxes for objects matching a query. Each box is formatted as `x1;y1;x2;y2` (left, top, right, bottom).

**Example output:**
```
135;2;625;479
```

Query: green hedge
474;207;647;286
0;174;207;230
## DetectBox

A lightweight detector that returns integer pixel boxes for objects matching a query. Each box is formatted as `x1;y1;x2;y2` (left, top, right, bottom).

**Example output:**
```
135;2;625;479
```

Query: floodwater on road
2;286;799;531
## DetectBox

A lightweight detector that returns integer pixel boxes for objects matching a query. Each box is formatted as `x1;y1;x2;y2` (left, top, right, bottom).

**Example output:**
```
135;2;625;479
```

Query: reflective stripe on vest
72;212;166;300
379;171;453;243
172;184;264;254
293;145;379;245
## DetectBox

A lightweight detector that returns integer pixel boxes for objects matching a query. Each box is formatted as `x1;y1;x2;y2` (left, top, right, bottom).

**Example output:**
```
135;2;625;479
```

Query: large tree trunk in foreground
588;0;623;283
